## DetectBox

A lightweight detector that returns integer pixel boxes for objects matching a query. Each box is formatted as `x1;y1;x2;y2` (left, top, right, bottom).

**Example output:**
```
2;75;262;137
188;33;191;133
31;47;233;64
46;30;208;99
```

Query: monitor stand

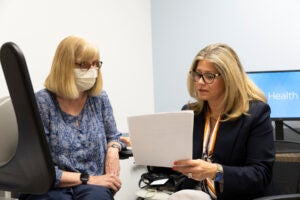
275;120;284;140
274;120;300;140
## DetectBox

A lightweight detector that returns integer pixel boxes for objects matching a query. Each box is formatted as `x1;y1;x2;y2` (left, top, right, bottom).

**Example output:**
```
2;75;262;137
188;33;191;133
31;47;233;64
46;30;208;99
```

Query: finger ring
188;172;192;178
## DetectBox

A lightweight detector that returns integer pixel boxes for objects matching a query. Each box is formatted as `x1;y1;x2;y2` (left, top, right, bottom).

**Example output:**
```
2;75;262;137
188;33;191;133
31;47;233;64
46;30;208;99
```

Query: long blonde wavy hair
187;43;266;121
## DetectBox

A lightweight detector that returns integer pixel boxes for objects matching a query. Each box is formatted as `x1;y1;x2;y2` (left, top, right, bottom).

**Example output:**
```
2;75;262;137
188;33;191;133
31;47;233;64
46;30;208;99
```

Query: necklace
201;111;221;198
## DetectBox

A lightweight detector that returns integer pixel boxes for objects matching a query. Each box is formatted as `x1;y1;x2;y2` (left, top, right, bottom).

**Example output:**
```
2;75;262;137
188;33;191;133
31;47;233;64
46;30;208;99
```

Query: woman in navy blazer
171;43;275;200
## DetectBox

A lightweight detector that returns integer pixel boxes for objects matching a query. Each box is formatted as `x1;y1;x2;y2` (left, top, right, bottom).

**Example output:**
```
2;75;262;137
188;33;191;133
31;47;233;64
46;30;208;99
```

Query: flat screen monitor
247;70;300;120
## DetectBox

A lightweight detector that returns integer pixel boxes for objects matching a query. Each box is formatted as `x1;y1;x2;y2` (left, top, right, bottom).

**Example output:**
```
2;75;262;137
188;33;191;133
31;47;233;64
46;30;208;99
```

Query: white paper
127;111;194;167
150;178;169;186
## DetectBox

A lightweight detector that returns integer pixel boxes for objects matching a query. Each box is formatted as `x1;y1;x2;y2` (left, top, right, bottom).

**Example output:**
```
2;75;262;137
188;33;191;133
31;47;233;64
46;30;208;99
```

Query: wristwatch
80;173;89;184
214;164;224;182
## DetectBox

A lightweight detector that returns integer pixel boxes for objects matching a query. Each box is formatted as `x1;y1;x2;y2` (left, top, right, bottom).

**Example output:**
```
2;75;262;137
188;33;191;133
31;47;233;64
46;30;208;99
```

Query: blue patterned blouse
35;89;122;187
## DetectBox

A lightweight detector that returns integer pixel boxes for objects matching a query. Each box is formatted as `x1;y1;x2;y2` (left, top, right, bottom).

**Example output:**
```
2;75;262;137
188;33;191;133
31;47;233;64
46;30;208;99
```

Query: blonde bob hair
44;35;103;99
187;43;266;121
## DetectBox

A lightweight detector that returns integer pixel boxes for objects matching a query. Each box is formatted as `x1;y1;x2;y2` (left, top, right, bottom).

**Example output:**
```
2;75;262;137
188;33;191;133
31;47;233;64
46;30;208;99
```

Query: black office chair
254;140;300;200
0;42;55;195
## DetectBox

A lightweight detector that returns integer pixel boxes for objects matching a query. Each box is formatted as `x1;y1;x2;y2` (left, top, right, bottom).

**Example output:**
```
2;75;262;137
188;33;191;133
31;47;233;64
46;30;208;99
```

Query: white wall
151;0;300;113
0;0;152;199
0;0;154;132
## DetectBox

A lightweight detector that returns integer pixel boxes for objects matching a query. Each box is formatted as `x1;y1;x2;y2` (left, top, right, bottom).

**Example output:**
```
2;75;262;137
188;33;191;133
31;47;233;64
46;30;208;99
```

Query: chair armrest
119;147;133;160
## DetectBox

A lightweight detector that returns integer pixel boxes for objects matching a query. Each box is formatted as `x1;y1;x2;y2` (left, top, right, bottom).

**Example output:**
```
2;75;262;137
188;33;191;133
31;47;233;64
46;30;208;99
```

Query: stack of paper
127;111;194;167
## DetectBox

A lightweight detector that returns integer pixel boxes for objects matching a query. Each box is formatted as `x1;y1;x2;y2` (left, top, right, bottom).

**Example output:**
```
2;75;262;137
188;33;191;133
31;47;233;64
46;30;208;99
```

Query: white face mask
74;68;98;92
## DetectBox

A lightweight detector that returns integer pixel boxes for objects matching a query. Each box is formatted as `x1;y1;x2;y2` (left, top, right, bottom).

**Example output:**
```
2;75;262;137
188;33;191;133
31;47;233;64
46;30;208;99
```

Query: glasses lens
190;71;218;84
203;73;215;83
190;71;199;82
76;61;102;71
80;62;89;70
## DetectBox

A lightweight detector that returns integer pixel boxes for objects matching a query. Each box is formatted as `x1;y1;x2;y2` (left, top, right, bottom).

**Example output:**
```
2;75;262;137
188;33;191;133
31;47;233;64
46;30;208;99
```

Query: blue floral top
35;89;122;187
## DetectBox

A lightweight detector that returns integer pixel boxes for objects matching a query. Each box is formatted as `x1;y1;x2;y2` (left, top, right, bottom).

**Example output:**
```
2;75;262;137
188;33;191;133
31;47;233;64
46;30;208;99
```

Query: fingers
173;159;202;169
106;174;122;192
89;174;122;193
172;159;198;172
120;136;131;147
172;159;209;181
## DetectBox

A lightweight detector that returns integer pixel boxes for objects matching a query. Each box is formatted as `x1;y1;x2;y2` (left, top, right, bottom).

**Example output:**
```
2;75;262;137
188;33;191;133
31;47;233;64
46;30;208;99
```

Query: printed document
127;111;194;167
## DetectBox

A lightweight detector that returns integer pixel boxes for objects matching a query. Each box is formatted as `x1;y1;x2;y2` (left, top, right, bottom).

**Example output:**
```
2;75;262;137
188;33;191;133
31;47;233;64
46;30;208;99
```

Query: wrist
87;175;95;185
214;164;224;183
211;163;218;179
108;143;121;152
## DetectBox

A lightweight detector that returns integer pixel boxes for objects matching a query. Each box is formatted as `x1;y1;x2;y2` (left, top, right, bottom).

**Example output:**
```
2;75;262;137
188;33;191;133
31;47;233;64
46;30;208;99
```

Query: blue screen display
247;70;300;120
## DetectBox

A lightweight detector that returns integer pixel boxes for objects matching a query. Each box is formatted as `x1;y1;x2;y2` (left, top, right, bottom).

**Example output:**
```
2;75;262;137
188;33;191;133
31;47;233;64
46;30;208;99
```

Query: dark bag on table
139;166;186;192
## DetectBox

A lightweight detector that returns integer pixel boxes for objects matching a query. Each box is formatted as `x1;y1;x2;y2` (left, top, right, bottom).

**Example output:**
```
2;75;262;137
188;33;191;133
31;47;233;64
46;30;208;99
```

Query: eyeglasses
75;60;103;71
189;71;221;84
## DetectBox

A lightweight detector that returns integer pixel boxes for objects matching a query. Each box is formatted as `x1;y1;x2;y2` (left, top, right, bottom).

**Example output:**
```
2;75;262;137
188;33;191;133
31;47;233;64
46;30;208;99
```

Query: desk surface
276;153;300;162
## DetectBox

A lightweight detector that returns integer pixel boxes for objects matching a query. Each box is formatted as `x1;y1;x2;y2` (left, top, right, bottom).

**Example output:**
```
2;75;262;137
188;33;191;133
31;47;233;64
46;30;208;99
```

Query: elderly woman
20;35;123;200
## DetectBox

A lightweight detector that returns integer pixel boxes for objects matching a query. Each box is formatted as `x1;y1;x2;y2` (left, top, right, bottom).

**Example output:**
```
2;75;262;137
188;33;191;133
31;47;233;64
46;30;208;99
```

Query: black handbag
139;166;186;192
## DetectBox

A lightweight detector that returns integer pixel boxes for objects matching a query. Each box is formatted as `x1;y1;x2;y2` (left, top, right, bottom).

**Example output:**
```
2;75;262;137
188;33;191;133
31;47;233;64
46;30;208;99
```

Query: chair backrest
273;140;300;194
0;42;55;194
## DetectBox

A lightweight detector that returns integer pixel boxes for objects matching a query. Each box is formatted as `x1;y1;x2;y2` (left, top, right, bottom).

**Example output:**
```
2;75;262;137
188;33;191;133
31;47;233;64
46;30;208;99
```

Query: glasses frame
75;60;103;71
190;71;221;84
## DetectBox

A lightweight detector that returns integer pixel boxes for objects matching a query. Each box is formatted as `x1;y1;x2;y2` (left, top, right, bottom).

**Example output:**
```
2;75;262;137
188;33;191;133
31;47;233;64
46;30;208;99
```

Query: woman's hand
120;136;131;147
172;159;218;181
105;146;120;176
89;174;122;193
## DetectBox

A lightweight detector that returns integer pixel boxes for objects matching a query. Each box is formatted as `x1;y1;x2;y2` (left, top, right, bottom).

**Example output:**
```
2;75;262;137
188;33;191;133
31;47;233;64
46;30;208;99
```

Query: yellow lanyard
202;111;220;161
201;111;221;199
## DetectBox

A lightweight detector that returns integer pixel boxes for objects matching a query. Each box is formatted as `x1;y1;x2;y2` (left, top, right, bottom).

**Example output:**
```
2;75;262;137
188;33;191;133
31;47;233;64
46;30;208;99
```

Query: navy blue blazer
181;101;275;200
